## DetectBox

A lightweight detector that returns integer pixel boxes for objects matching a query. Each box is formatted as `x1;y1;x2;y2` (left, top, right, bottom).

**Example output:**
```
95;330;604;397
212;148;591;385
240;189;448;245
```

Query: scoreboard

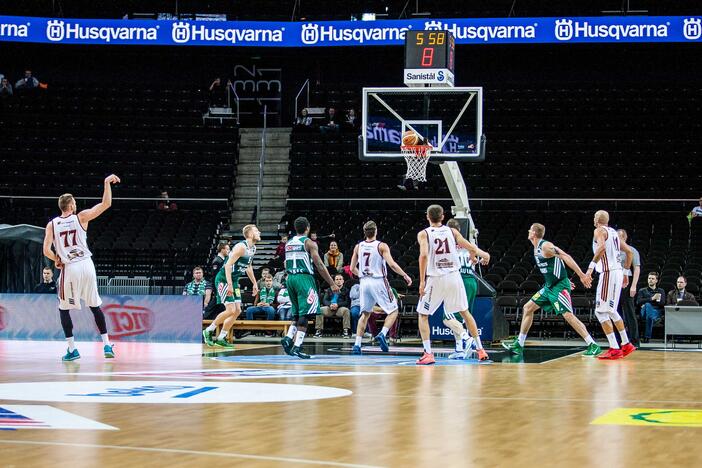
404;30;455;87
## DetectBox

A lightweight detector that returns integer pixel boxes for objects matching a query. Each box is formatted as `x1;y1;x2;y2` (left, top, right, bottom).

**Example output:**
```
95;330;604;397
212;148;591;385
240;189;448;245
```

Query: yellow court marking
592;408;702;427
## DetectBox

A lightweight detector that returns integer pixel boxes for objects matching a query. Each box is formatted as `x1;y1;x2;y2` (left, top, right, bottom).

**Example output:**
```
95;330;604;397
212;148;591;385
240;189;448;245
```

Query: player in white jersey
585;210;636;360
42;174;120;362
416;205;490;365
349;221;412;354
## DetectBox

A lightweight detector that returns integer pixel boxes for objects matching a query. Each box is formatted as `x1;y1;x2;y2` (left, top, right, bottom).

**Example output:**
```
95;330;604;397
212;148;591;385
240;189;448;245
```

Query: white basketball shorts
418;271;468;316
595;268;623;313
58;258;102;310
359;277;398;314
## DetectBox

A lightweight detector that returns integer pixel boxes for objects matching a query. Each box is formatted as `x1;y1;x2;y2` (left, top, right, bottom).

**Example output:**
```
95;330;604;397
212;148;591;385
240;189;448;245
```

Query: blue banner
0;294;201;342
0;15;701;47
429;297;493;341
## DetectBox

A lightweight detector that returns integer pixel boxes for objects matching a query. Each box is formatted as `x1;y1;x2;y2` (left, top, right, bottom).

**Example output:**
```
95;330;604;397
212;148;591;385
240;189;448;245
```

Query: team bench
202;320;292;341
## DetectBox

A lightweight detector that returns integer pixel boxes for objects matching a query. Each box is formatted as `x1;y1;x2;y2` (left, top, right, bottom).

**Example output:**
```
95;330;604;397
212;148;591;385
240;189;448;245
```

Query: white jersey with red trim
592;226;621;273
357;240;386;279
425;225;460;277
51;214;92;264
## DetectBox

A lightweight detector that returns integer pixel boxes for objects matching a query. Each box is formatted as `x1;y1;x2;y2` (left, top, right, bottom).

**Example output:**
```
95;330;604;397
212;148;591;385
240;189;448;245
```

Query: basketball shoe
416;352;435;365
351;345;362;355
202;329;214;346
281;336;294;355
597;348;623;360
448;350;466;359
582;343;602;357
62;348;80;361
291;346;310;359
501;339;524;355
621;343;636;357
375;333;389;352
103;344;115;358
213;338;234;348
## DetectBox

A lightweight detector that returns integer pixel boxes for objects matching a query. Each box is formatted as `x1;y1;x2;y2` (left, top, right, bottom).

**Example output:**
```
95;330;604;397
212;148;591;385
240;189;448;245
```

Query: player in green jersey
280;217;339;359
502;223;601;356
202;224;260;348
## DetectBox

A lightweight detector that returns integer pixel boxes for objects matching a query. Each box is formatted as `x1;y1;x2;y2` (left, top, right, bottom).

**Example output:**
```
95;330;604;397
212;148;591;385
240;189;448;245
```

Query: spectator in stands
0;78;12;97
208;77;230;107
666;276;699;306
324;241;344;273
270;234;287;269
366;288;403;339
157;190;178;211
635;272;666;343
273;268;287;289
315;274;351;338
209;241;230;281
15;70;39;90
183;267;212;313
690;197;702;219
294;109;313;130
320;107;340;134
34;267;57;294
276;278;292;320
349;281;361;333
245;276;277;321
310;231;319;246
257;267;282;290
617;229;641;347
345;108;359;130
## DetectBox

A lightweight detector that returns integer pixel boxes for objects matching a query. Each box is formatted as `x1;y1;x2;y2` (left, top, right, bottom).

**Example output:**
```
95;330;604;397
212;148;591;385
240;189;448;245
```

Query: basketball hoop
400;145;433;182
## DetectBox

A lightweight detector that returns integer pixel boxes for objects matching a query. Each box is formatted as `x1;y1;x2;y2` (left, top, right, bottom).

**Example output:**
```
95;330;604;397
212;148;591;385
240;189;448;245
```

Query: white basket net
400;145;433;182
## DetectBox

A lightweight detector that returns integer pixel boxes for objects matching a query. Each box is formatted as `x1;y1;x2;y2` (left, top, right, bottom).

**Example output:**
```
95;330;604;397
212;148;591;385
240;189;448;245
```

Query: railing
101;276;150;295
294;78;310;120
256;105;268;226
227;81;241;124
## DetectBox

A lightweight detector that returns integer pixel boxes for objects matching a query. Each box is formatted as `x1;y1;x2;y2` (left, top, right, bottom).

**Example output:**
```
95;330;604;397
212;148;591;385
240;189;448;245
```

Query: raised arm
542;241;592;288
417;230;429;297
380;243;412;286
350;244;360;278
78;174;120;226
450;228;490;265
306;239;338;291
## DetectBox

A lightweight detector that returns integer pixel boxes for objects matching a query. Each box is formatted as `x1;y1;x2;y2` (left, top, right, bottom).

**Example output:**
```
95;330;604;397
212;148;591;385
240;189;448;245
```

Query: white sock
454;333;463;351
606;332;620;349
294;331;306;347
380;327;389;336
206;323;216;333
474;334;483;350
218;330;228;341
286;325;297;339
422;340;432;354
585;335;595;345
518;333;527;346
619;329;630;345
101;333;109;345
355;336;363;347
66;337;75;352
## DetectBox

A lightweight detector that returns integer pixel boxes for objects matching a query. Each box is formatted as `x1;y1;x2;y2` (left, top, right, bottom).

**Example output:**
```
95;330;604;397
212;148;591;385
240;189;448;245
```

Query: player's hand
251;283;259;296
579;273;592;289
418;282;425;298
403;274;412;287
622;275;630;288
227;283;234;296
331;284;341;293
104;174;121;185
479;254;490;266
629;287;636;298
55;259;64;270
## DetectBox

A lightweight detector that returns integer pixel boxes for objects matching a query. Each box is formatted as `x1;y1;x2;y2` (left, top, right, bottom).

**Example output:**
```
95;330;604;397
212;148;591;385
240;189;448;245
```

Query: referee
617;229;641;347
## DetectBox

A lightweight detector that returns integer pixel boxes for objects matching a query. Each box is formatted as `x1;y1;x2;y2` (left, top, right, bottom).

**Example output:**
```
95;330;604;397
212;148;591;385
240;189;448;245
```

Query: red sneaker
477;349;489;361
416;352;435;365
597;348;624;360
621;343;636;357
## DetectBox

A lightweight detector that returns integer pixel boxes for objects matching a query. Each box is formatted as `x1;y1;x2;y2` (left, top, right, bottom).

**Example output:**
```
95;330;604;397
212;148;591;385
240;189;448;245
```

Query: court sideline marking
355;394;702;405
0;440;384;468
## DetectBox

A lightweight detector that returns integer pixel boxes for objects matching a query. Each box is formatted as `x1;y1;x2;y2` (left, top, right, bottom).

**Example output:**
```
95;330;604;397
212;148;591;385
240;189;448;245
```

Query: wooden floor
1;339;701;467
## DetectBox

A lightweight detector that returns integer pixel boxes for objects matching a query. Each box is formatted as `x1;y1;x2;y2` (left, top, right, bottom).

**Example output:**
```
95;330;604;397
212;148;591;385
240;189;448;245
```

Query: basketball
402;130;419;146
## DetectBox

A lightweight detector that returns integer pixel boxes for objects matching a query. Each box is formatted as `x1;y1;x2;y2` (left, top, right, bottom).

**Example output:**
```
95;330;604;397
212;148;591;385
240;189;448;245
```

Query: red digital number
59;229;77;248
434;238;450;254
421;47;434;67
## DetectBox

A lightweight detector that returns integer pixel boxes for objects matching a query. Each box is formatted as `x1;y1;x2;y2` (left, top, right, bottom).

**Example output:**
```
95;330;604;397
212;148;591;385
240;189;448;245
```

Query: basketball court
0;340;701;466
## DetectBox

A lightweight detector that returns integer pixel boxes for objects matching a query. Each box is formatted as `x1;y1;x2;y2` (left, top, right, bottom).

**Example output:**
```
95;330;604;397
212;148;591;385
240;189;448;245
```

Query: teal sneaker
501;339;524;355
213;338;234;348
281;336;294;355
582;342;602;357
62;348;80;361
291;346;311;359
203;329;215;346
103;344;115;358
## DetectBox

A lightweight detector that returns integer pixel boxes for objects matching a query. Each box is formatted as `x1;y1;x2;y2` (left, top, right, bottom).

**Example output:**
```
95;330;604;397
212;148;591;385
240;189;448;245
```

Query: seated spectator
15;70;39;90
320;107;340;134
183;267;212;313
666;276;699;306
324;241;344;274
157;190;178;211
690;196;702;221
294;109;313;130
635;271;666;343
245;276;277;321
257;267;282;291
315;274;351;338
344;108;359;130
0;78;12;98
276;280;292;321
34;267;57;294
349;281;371;338
366;288;403;339
273;268;287;289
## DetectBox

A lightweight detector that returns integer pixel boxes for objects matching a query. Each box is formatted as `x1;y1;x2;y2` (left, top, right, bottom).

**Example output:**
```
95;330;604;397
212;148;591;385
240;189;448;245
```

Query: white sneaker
363;332;372;339
448;351;466;360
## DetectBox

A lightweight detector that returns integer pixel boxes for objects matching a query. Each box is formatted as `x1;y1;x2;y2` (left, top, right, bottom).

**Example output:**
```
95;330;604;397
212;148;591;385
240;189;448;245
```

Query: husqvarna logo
172;22;190;43
555;19;573;41
301;23;319;44
424;20;444;31
683;18;702;40
46;20;65;41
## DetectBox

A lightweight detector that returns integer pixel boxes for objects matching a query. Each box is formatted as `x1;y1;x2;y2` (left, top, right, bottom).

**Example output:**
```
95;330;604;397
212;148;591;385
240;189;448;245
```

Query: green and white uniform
444;247;479;322
285;235;321;317
215;240;255;304
530;239;573;315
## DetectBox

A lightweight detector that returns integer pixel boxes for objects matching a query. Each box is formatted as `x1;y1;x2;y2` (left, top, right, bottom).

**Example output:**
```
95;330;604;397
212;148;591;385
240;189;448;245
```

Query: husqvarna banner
0;15;701;47
0;294;201;342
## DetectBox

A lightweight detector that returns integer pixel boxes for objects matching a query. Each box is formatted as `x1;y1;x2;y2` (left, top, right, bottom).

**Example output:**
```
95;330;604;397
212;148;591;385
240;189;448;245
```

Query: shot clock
404;30;455;87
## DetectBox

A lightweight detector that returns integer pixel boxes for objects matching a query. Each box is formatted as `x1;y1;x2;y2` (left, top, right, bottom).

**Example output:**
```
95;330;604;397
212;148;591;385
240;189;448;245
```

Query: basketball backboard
360;87;483;161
